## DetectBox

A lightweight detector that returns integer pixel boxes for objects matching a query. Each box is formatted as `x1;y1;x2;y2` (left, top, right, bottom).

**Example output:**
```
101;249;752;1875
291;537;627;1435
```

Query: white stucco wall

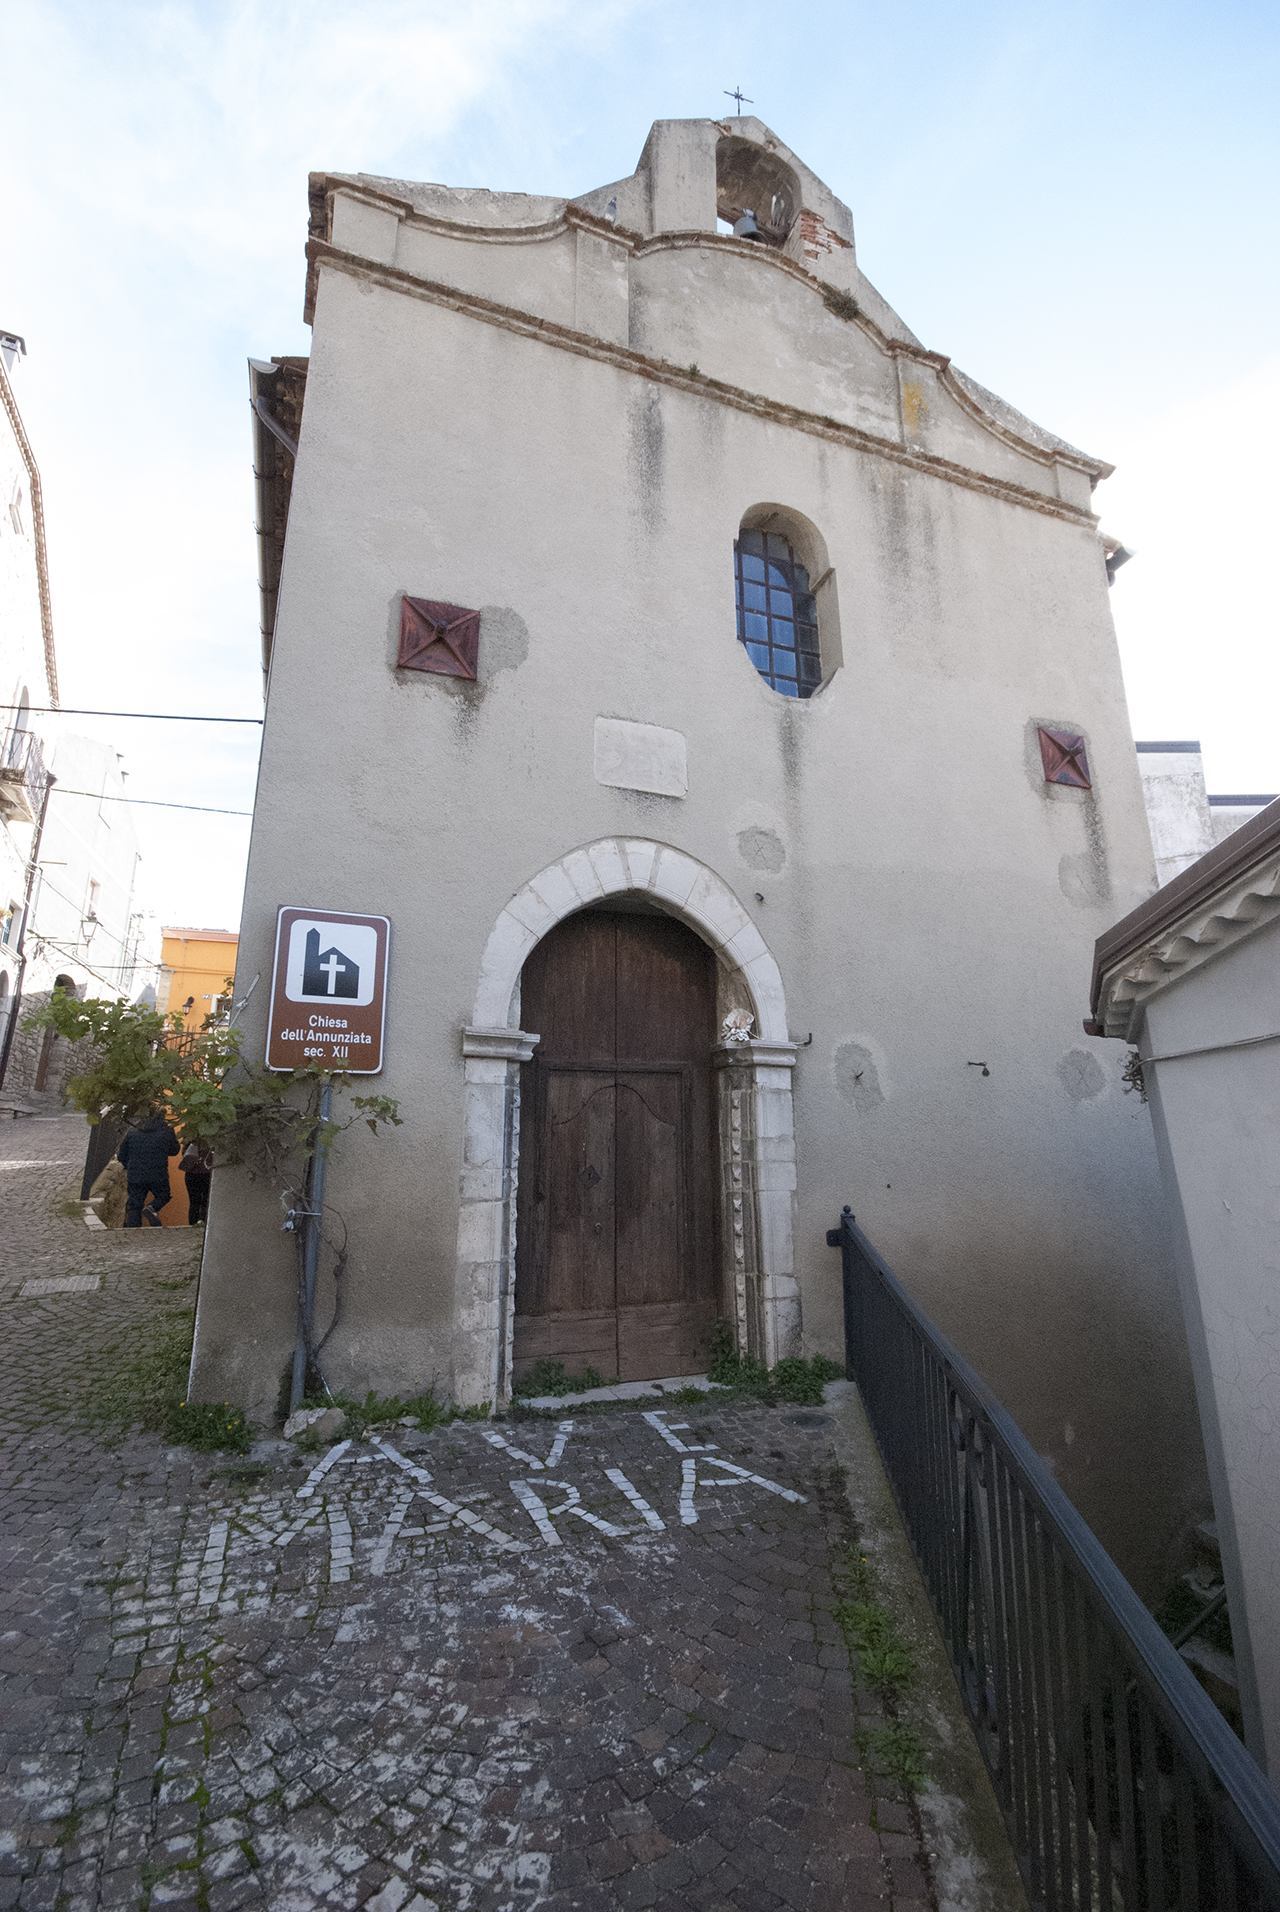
193;118;1207;1595
1136;743;1276;884
31;734;142;988
1137;745;1215;885
1137;913;1280;1772
2;734;145;1094
1211;798;1277;847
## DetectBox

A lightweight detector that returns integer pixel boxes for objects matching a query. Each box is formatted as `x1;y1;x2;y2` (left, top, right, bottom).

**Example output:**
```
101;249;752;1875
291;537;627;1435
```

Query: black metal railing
835;1207;1280;1911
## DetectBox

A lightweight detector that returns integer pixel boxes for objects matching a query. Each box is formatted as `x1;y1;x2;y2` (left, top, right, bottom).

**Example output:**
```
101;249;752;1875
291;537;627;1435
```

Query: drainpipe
290;1077;333;1411
0;772;56;1091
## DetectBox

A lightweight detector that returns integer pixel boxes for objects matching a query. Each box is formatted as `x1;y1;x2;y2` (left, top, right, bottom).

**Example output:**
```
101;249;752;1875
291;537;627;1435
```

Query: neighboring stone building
1090;799;1280;1775
1136;739;1276;886
194;116;1208;1592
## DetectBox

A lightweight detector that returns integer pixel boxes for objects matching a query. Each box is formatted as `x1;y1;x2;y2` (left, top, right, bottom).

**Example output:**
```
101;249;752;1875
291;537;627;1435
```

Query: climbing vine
27;988;401;1192
1121;1047;1148;1103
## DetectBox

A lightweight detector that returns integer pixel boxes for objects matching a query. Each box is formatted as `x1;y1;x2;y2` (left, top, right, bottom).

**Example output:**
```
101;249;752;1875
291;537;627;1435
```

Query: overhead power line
0;704;263;724
49;788;253;817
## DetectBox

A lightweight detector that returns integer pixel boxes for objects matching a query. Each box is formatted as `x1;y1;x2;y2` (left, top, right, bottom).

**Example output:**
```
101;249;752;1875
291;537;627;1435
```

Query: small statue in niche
722;1009;755;1045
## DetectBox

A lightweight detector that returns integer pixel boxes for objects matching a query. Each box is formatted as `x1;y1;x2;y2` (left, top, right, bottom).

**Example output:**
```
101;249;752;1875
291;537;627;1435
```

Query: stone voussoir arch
454;837;799;1407
471;836;788;1040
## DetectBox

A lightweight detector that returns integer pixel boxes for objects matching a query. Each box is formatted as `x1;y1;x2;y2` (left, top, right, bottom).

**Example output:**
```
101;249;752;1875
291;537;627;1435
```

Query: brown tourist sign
266;907;390;1074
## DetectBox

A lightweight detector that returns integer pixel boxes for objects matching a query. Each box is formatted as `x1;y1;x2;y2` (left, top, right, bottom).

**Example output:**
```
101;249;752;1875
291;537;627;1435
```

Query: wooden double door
513;908;719;1384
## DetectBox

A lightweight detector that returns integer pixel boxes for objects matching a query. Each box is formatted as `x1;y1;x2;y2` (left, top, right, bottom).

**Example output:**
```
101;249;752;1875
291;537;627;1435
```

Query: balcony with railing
0;726;48;825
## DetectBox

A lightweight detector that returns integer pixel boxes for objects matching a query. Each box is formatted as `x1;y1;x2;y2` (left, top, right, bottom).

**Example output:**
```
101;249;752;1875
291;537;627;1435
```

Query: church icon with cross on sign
301;926;359;999
281;916;379;1009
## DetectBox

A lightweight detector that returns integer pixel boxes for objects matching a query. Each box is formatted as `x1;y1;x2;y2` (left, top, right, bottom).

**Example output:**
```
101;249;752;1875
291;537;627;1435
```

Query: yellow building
162;926;238;1031
158;927;238;1227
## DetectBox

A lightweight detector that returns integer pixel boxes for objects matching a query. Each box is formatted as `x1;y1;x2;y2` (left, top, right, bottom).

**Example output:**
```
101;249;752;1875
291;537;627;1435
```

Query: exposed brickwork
1;1115;934;1910
798;212;852;263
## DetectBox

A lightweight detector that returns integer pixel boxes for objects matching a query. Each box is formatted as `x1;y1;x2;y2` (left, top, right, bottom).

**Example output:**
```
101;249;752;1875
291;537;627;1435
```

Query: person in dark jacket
179;1140;214;1225
118;1111;180;1228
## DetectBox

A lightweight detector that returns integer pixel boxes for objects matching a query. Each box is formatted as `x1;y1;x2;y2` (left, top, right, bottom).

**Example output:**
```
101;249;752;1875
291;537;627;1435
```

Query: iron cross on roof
724;87;753;116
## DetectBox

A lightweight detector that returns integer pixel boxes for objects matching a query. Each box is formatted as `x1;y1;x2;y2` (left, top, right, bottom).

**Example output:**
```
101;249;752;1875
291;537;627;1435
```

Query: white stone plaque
593;718;687;798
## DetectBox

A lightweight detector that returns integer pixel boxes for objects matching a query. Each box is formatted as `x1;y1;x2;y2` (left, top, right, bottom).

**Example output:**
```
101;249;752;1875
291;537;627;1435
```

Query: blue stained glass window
733;530;822;698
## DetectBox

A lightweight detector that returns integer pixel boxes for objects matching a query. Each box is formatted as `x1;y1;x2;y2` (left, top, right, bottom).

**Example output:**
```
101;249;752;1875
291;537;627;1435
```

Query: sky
2;0;1277;947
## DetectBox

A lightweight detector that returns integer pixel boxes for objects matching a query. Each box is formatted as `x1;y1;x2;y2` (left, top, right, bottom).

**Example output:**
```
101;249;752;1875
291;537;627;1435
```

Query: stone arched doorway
452;839;799;1407
513;906;719;1386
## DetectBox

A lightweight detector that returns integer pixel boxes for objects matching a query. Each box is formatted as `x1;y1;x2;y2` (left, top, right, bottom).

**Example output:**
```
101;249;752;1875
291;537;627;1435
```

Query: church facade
193;117;1205;1590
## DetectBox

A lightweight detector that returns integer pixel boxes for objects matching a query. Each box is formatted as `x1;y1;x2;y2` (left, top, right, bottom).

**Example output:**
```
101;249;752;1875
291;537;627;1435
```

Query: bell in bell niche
732;211;764;241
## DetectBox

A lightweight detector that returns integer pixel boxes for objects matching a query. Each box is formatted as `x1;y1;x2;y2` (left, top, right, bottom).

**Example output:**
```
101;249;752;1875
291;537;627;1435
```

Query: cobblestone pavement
1;1114;934;1912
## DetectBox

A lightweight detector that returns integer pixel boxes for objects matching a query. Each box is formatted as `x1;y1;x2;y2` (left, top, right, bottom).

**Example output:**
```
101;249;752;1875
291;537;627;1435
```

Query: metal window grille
835;1207;1280;1912
734;529;821;698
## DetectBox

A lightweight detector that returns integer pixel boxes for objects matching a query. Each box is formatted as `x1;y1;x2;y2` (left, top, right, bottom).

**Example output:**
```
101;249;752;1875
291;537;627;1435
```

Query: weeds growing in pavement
832;1597;916;1689
85;1310;193;1431
82;1305;252;1454
284;1386;491;1440
707;1318;844;1404
828;1534;929;1794
863;1721;929;1792
511;1359;607;1399
167;1400;253;1454
831;1540;917;1691
505;1325;845;1420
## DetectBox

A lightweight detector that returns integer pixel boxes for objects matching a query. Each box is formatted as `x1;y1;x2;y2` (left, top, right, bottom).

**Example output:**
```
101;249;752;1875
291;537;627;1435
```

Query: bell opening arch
453;838;800;1407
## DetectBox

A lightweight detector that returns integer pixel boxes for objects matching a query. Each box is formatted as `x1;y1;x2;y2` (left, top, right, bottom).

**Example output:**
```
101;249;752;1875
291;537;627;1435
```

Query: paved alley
1;1115;934;1912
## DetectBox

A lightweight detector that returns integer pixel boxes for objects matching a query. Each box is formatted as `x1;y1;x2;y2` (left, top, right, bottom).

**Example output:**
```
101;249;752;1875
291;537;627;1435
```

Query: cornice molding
0;358;59;708
314;181;1108;484
461;1026;541;1063
303;235;1103;530
748;1040;799;1069
713;1040;799;1070
332;185;638;254
1091;839;1280;1041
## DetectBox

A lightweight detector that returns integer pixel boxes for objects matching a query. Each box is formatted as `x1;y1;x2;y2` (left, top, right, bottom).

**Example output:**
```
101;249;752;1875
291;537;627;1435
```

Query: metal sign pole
290;1077;333;1410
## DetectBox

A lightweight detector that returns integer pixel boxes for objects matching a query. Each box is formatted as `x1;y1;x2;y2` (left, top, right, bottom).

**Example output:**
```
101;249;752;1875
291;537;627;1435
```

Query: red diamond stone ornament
398;596;481;680
1038;726;1092;789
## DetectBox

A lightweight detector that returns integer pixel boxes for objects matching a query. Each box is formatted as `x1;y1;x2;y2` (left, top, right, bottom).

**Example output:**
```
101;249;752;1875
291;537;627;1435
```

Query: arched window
734;528;821;698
